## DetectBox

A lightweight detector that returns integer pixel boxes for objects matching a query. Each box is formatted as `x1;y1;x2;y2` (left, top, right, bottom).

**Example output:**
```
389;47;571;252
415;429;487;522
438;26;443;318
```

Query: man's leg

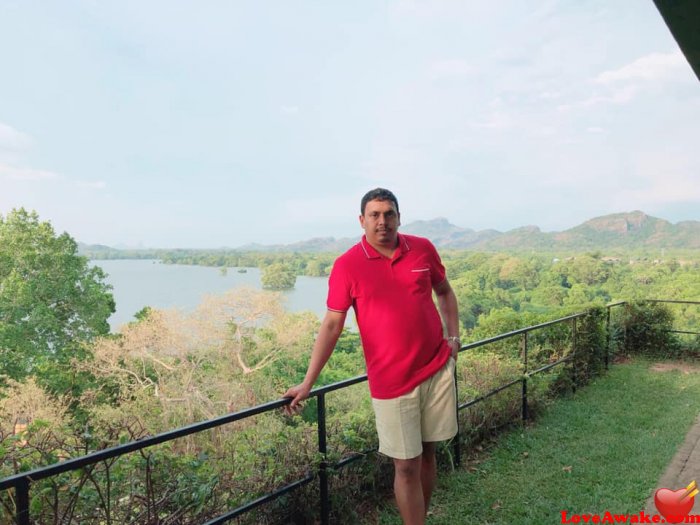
393;443;437;524
421;442;437;512
373;356;457;524
393;454;425;525
418;357;459;518
372;389;425;523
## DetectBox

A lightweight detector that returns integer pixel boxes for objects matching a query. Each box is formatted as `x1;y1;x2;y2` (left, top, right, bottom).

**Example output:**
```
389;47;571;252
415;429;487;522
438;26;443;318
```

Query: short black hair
360;188;399;215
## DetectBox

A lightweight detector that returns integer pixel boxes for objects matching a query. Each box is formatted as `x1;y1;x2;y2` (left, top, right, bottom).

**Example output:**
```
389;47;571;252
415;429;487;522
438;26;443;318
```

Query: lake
92;259;336;331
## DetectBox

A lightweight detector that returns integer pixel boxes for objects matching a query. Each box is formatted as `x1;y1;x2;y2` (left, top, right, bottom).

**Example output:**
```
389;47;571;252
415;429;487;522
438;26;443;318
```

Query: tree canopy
0;208;115;391
260;263;297;290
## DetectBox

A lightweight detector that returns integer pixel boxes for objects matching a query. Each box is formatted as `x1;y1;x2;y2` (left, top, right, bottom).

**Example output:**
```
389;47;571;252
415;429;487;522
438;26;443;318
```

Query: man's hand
435;278;460;360
282;310;346;416
282;383;311;416
447;339;460;360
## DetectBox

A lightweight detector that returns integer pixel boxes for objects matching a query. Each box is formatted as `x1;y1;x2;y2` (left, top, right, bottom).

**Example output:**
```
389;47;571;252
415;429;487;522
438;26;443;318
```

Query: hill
270;211;700;252
79;211;700;256
419;212;699;251
274;211;699;252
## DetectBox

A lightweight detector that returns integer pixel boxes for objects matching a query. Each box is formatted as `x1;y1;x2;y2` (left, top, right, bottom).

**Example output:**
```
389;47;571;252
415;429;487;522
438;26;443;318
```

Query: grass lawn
375;358;700;524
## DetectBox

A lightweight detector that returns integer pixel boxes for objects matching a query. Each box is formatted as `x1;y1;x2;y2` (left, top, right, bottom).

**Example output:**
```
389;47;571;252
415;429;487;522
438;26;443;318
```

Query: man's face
360;199;400;247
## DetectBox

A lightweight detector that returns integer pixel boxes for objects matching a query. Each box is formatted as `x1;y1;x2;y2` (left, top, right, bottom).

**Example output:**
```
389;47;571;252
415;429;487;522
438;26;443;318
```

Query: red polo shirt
327;233;451;399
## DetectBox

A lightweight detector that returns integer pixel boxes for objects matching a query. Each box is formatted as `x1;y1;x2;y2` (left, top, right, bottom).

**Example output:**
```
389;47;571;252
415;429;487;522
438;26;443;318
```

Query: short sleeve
326;257;353;312
426;240;446;287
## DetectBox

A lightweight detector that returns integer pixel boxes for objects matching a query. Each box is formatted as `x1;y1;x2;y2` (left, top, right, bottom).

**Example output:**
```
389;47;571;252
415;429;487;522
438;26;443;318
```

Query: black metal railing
645;299;700;337
449;311;585;467
1;299;697;524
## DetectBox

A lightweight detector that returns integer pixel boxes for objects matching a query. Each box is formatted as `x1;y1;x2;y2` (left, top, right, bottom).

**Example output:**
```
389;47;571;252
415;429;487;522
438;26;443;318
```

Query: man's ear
397;212;401;227
359;214;365;229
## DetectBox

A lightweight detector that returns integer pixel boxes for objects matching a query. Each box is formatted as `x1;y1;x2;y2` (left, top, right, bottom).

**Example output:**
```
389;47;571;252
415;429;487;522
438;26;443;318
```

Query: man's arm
282;309;347;415
434;278;460;358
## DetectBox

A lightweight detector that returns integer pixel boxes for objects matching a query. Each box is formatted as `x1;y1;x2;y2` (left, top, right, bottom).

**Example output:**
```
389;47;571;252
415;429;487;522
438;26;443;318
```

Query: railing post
522;331;528;422
317;393;330;525
16;478;30;525
571;317;578;394
605;306;611;371
453;354;461;467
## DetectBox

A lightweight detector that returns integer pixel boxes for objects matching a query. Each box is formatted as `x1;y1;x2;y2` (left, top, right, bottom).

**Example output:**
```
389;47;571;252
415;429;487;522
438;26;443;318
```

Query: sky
0;1;698;249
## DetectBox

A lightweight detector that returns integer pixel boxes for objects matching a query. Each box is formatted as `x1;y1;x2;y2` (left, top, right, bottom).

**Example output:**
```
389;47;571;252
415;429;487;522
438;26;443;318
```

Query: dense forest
85;244;700;336
2;208;699;523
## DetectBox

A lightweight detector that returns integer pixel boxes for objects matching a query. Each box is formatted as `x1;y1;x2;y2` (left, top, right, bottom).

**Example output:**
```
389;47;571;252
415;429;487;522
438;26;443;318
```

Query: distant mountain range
237;211;700;252
80;211;700;255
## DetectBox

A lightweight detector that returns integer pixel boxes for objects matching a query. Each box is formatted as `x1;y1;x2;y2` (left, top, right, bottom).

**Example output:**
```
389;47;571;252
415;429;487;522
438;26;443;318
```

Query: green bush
569;307;607;386
616;301;681;358
455;351;523;447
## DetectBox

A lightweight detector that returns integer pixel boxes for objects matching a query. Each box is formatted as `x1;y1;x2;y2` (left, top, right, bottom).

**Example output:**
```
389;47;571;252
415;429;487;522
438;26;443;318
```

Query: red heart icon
654;487;695;523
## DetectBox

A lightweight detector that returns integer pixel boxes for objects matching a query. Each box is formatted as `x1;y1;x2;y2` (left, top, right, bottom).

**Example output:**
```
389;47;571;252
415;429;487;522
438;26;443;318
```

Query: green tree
565;255;611;286
304;257;332;277
0;209;115;392
260;263;297;290
498;256;540;290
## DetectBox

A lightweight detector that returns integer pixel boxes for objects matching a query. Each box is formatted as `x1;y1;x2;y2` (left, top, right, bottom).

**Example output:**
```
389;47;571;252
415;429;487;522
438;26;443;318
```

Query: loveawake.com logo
560;480;700;524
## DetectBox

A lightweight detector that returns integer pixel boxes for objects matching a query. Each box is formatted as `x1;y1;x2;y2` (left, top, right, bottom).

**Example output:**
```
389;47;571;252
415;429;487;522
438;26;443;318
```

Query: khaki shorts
371;357;458;460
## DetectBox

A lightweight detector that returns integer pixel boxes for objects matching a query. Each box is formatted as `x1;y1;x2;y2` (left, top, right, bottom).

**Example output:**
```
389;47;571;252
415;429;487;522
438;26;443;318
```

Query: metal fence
1;299;698;525
645;299;700;337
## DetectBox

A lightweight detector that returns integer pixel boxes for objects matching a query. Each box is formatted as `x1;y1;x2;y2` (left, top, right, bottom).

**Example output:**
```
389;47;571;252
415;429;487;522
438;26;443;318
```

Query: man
283;188;460;525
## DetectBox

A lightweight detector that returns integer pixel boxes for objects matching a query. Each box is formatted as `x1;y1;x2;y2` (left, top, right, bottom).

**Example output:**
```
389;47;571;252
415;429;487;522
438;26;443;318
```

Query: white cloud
586;127;605;134
557;84;639;111
0;163;60;181
532;125;558;137
539;91;561;100
557;51;688;112
430;59;473;79
446;136;472;153
76;180;107;189
280;105;300;115
595;51;687;85
472;111;514;130
0;122;32;151
616;150;700;206
614;176;700;209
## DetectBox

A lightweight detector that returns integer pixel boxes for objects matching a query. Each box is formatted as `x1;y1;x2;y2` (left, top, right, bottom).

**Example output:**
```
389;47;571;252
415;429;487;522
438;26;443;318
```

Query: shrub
616;301;681;358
